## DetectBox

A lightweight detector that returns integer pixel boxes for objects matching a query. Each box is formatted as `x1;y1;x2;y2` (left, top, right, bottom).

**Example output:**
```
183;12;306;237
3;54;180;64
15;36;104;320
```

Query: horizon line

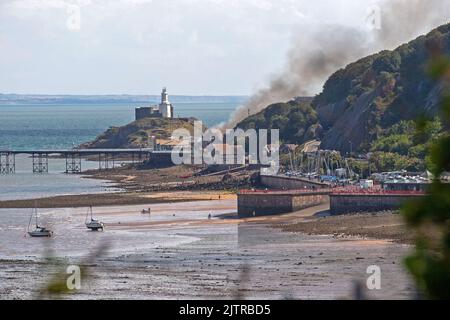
0;93;251;97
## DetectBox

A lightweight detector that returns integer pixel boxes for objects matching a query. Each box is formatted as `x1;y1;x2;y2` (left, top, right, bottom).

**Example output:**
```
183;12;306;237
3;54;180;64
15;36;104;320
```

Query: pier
0;149;171;174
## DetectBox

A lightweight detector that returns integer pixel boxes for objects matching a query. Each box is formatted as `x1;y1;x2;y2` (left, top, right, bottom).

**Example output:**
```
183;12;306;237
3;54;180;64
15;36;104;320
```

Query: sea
0;102;240;200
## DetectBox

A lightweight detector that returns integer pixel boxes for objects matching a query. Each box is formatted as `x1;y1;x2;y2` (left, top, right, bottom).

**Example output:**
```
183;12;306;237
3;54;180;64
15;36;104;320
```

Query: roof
383;179;431;184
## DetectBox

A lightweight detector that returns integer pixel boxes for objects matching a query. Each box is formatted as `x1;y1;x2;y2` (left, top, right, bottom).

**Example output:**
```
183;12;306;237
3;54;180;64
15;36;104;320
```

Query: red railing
239;186;426;196
239;188;331;195
330;186;426;196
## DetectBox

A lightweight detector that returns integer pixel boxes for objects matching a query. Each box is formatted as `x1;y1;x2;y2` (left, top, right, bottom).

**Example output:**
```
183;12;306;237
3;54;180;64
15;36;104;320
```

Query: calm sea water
0;102;237;151
0;102;238;200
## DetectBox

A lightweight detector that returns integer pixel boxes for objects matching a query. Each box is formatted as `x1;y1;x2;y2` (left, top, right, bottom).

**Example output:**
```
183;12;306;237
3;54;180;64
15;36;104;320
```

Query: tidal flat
0;200;415;299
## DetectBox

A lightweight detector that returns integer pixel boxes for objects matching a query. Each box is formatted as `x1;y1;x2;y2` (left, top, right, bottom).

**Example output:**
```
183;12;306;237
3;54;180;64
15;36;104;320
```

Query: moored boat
85;206;104;231
27;208;53;238
28;226;53;237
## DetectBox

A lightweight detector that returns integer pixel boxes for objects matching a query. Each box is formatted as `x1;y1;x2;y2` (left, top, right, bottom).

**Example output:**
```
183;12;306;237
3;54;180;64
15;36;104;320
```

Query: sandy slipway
0;200;415;299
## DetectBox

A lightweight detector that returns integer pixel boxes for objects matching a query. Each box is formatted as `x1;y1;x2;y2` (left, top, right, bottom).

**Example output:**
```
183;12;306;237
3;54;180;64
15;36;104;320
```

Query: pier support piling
0;152;15;174
32;153;48;173
65;153;82;174
0;149;163;173
98;153;111;171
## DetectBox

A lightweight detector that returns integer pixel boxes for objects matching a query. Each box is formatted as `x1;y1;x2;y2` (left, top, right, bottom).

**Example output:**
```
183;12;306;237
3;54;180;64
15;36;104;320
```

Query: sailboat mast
35;208;38;227
85;207;89;223
27;209;33;232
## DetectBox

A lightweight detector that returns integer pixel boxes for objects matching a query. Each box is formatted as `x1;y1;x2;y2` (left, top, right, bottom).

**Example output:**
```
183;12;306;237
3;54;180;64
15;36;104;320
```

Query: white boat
85;206;104;231
27;208;53;238
28;226;53;237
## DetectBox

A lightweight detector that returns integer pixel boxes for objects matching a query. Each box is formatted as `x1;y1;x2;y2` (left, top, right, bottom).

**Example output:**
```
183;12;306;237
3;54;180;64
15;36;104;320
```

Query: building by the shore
381;179;431;192
135;87;174;120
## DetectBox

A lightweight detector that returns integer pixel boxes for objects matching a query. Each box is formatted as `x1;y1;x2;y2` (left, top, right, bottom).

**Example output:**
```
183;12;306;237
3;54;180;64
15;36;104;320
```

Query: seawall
238;190;329;217
330;193;424;215
260;174;328;190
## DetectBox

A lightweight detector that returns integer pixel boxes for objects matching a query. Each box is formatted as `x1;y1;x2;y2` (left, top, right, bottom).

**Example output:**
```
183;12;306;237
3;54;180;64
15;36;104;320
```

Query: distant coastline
0;94;249;105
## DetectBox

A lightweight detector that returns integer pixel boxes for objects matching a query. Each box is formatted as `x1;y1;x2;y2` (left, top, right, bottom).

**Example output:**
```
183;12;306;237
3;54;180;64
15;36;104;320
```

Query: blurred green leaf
402;54;450;300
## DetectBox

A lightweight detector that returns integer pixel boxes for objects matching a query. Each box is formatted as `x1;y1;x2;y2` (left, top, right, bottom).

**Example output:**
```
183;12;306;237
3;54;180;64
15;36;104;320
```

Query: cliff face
236;23;450;154
80;117;199;149
314;23;450;152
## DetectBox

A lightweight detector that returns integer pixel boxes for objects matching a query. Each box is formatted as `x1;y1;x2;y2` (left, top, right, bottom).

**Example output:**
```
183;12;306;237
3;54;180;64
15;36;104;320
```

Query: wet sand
276;209;415;244
0;200;416;300
0;191;236;208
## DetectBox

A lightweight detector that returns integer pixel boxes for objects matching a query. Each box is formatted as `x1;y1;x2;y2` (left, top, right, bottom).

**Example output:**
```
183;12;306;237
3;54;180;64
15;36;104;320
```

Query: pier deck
0;149;171;174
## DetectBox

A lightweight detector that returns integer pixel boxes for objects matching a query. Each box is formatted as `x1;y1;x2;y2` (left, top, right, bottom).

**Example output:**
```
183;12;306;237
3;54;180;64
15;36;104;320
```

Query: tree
401;52;450;299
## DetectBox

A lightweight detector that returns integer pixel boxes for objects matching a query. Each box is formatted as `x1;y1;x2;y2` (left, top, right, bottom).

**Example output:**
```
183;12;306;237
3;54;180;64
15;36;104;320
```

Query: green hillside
236;23;450;170
80;117;199;149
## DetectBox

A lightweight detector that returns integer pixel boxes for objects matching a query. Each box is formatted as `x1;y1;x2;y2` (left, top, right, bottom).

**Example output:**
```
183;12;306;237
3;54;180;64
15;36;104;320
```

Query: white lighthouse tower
159;87;173;118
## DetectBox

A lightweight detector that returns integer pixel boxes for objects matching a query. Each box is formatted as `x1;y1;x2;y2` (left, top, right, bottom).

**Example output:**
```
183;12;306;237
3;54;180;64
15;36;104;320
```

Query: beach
0;198;416;300
0;157;418;300
0;190;235;208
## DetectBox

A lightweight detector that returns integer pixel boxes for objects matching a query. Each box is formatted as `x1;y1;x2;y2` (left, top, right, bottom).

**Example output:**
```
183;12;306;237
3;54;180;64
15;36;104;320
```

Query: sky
0;0;440;96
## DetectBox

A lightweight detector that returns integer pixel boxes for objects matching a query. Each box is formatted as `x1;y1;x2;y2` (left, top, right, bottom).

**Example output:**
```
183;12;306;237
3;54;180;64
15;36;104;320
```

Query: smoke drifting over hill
222;0;450;129
378;0;450;49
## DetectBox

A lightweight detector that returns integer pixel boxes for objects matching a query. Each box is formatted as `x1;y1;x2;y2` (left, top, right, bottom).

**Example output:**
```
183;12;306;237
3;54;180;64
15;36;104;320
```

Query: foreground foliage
402;52;450;299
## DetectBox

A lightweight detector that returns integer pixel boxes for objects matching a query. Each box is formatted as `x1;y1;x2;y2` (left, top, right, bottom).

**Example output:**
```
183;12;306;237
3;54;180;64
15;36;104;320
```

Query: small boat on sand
27;208;53;238
85;206;104;231
28;226;53;237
